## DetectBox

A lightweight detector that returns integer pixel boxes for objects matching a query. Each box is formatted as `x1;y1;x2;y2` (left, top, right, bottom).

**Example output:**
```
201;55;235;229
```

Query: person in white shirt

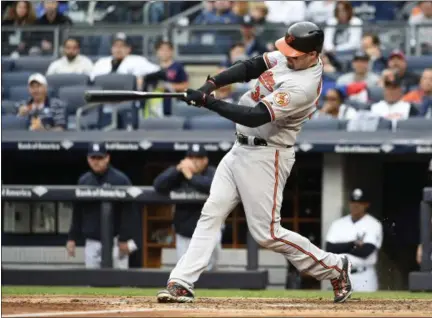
46;38;93;76
264;1;306;25
323;1;363;52
409;1;432;54
306;0;336;25
313;88;357;120
90;33;160;89
336;51;380;88
326;188;383;292
370;76;418;121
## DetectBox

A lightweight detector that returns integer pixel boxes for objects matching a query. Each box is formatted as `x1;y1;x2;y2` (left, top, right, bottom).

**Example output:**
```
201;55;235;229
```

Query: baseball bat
84;90;187;103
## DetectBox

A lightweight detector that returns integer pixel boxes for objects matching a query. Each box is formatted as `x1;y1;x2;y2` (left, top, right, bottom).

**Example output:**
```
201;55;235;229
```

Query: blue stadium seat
377;118;392;130
2;72;32;90
58;85;100;115
185;115;235;130
1;59;14;72
13;57;54;73
1;100;17;115
138;116;185;130
8;85;29;102
302;118;339;130
1;115;27;130
171;103;213;117
16;57;53;71
93;74;136;90
46;74;90;94
406;56;432;73
396;118;432;131
368;86;384;103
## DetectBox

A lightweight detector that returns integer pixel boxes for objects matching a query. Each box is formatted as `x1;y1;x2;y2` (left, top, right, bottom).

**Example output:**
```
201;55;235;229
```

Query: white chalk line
2;307;177;318
2;303;313;318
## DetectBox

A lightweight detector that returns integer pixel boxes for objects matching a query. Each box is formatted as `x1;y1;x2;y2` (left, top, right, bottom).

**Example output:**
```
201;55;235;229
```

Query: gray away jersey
237;51;323;146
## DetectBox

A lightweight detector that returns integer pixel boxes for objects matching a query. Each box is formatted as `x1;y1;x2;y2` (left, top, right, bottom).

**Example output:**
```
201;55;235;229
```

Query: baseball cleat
331;256;353;303
157;281;195;303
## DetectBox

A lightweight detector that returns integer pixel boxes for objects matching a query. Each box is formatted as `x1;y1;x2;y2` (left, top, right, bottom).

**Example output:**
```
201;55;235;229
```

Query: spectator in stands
306;0;336;25
36;0;69;18
46;38;93;75
336;51;380;88
371;75;418;120
142;40;189;117
67;142;139;269
350;1;404;22
322;52;343;75
381;50;420;92
2;1;36;56
16;73;67;131
221;42;247;68
325;188;383;292
153;144;222;271
313;88;357;120
361;33;387;73
35;0;72;56
265;1;306;25
402;68;432;117
91;33;160;89
2;1;36;25
36;0;71;25
409;1;432;55
239;16;267;57
232;1;249;19
193;1;241;24
323;1;363;53
248;2;269;26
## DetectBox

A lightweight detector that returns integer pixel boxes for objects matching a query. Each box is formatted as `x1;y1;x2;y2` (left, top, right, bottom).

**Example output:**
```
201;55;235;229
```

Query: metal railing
2;22;431;61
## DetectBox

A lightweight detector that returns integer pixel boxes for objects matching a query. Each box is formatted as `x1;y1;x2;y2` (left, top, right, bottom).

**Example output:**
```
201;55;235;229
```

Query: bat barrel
84;90;187;103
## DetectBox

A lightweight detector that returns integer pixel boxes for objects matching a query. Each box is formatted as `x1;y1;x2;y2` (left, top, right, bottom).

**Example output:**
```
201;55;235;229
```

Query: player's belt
351;267;367;274
236;133;292;148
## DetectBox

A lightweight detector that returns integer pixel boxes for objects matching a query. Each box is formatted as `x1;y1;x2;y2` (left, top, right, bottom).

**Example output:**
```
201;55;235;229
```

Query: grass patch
2;286;430;300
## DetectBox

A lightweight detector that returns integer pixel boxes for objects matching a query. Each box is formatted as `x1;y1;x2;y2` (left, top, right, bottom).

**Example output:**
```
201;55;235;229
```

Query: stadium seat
1;59;14;72
368;87;384;103
1;100;17;115
396;118;432;131
171;103;213;117
2;72;32;90
46;74;90;94
8;86;29;102
1;115;27;130
302;118;339;130
377;118;392;130
93;74;136;90
13;56;54;73
185;115;235;130
138;116;185;130
58;85;99;115
406;56;432;74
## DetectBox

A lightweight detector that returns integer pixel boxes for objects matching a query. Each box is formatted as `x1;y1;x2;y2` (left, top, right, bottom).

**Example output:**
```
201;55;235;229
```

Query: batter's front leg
234;146;352;303
157;150;240;303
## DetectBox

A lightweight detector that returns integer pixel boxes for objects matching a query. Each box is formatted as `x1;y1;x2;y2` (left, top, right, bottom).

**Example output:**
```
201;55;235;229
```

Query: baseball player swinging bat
84;90;187;103
156;21;353;305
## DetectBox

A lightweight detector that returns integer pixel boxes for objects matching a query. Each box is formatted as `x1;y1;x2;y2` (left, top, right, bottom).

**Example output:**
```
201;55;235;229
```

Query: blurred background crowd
1;0;431;131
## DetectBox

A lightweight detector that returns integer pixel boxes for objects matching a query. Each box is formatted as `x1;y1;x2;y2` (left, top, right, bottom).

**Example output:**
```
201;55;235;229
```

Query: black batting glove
183;89;209;107
197;75;217;95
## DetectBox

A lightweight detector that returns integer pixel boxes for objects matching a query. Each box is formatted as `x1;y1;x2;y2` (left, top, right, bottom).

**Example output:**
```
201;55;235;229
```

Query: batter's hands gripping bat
84;90;187;104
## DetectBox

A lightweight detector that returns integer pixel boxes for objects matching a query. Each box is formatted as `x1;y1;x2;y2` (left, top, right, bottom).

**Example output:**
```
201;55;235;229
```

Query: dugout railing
408;187;432;292
1;184;267;289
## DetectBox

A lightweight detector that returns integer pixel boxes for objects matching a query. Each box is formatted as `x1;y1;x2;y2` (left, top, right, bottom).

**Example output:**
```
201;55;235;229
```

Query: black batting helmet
275;21;324;57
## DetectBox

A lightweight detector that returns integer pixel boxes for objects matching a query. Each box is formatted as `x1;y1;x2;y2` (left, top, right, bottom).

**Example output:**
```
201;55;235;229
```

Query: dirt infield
2;295;432;317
